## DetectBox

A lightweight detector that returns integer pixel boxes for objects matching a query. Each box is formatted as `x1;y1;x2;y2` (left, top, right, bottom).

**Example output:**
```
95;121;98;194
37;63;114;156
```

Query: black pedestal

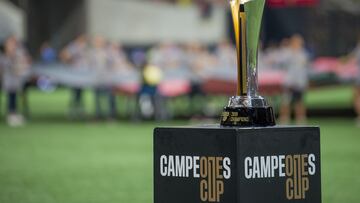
154;125;321;203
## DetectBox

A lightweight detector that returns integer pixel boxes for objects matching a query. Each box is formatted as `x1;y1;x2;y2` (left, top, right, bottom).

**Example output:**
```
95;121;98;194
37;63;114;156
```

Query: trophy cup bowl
220;0;276;127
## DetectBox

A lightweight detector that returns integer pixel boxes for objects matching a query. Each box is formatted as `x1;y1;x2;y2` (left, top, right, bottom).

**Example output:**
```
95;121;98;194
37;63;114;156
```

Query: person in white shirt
1;35;31;126
279;34;309;125
88;36;116;120
60;35;89;119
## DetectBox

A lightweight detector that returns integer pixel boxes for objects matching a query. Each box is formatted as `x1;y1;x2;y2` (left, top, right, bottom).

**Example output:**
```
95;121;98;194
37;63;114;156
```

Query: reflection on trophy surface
220;0;276;127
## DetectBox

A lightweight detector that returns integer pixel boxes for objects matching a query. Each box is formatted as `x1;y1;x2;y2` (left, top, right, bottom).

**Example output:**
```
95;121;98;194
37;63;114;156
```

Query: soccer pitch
0;87;359;203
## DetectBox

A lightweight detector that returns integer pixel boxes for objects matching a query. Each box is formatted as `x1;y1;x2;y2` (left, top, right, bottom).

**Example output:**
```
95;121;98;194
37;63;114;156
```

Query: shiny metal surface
227;0;267;108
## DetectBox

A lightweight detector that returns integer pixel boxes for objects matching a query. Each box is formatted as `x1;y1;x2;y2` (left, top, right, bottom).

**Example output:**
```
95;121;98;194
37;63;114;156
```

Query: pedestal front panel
236;127;321;203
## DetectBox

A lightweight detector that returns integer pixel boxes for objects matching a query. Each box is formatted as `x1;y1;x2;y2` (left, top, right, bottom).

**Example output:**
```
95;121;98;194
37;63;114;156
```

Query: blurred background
0;0;360;202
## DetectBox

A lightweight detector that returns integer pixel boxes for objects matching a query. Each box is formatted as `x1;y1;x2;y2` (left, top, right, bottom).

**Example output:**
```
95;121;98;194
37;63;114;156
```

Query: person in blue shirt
40;42;57;63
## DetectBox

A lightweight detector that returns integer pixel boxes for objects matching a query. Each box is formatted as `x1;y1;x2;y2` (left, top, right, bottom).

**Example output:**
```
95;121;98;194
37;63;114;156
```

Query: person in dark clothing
134;51;164;121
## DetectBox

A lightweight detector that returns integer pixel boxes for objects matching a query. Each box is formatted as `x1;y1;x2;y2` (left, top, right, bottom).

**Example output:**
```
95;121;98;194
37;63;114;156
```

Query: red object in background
158;79;191;97
267;0;319;8
312;57;359;80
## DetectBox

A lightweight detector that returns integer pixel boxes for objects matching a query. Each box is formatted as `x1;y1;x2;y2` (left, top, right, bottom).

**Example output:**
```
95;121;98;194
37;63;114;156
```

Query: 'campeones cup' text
160;155;231;202
244;154;316;200
159;154;316;202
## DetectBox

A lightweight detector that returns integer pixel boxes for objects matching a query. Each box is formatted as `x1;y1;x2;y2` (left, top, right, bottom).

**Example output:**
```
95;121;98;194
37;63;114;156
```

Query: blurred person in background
279;34;309;125
40;41;57;64
150;42;185;71
37;42;58;93
107;42;133;72
88;36;116;120
135;51;163;121
185;42;216;116
214;39;236;78
148;42;187;119
352;37;360;126
107;41;136;119
60;34;88;119
1;35;31;127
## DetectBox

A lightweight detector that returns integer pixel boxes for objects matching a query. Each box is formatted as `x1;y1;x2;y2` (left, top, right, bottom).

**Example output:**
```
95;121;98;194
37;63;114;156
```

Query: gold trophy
220;0;275;127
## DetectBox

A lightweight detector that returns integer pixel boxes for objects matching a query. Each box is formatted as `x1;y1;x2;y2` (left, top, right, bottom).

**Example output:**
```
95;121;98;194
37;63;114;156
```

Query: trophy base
220;106;276;127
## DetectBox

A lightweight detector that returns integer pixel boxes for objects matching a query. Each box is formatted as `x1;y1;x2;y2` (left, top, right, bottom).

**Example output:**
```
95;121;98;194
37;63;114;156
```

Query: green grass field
0;86;359;203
